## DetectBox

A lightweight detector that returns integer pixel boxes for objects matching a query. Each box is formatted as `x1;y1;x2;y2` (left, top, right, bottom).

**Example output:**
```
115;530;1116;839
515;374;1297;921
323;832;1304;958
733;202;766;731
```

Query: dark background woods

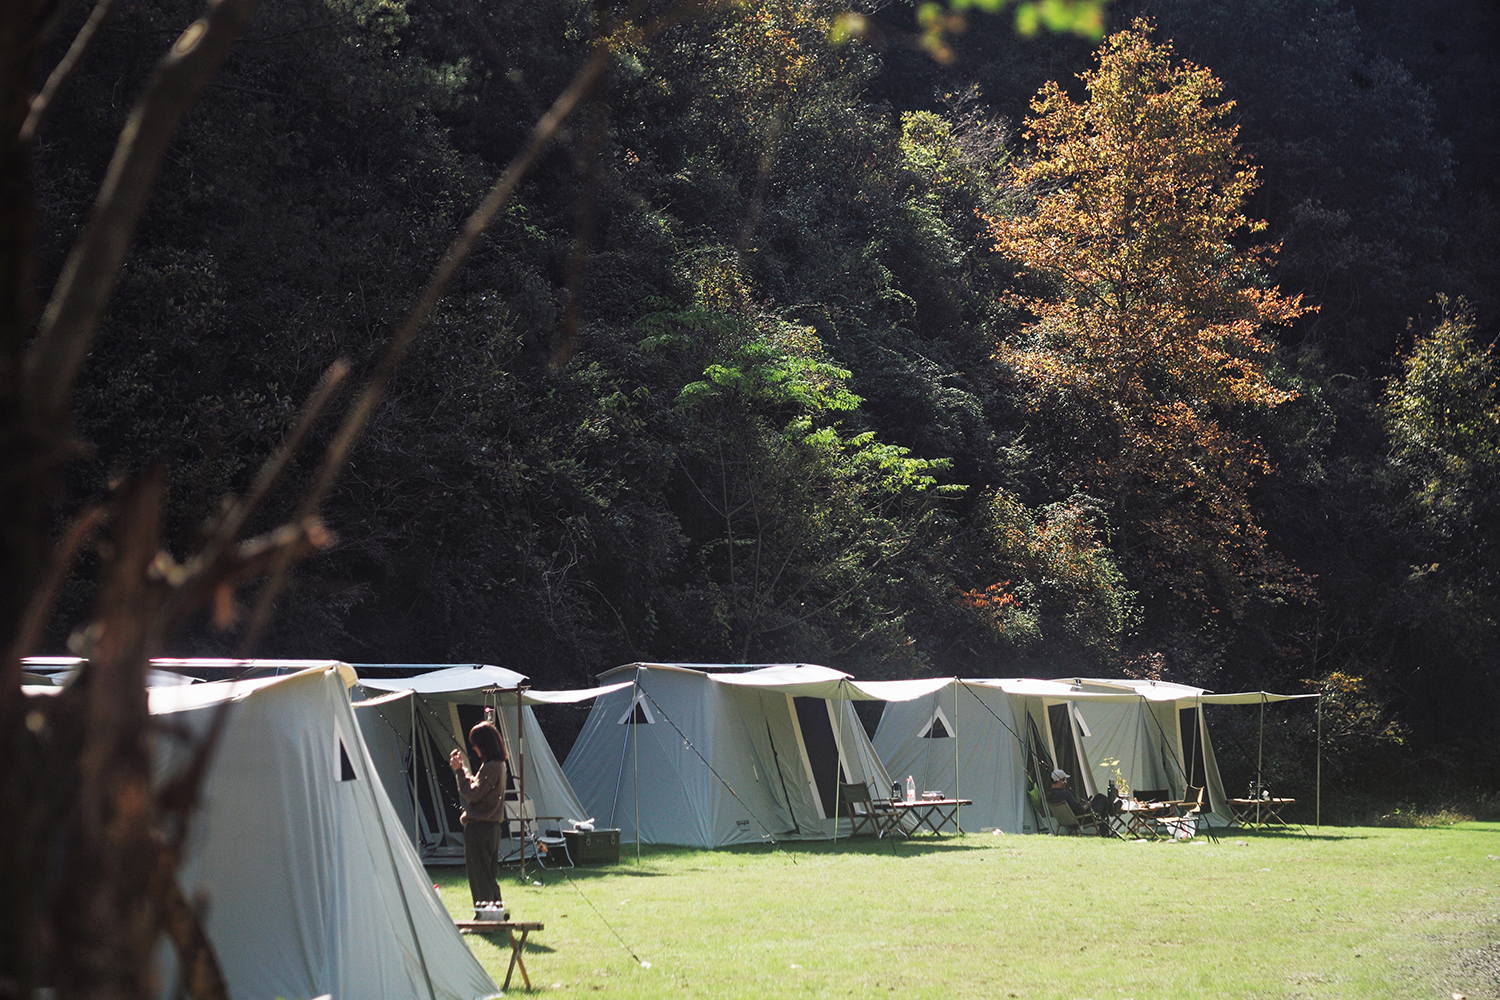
23;0;1500;808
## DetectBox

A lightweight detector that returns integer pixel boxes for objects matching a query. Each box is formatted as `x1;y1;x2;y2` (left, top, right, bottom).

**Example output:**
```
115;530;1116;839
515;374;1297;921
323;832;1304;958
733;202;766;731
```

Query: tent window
616;694;655;725
919;707;954;739
338;738;357;781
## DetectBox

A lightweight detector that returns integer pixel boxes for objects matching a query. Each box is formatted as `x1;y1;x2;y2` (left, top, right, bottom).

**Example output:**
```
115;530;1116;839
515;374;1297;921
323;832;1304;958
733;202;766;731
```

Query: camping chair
839;782;905;838
498;796;547;864
1047;799;1107;837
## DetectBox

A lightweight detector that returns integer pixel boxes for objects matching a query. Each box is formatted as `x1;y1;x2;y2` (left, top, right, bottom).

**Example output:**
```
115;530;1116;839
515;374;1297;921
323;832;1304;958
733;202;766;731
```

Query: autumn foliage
984;20;1313;619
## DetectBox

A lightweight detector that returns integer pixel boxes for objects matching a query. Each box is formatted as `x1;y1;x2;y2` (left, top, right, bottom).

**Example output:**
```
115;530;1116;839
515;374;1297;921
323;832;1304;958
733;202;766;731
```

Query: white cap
1050;768;1069;781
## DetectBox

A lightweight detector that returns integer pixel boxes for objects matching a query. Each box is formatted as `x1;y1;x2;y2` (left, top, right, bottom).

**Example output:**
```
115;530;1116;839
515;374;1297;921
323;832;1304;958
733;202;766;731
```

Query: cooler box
564;828;620;865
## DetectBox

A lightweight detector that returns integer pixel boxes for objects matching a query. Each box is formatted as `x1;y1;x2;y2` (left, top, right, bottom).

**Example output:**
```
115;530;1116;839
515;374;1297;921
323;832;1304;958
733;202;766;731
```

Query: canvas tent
562;663;902;848
147;662;498;1000
872;677;1313;833
1063;678;1321;822
352;664;599;862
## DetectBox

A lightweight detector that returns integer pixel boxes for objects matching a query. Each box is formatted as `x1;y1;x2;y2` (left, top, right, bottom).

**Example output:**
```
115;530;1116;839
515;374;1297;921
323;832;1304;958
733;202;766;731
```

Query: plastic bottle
905;775;916;803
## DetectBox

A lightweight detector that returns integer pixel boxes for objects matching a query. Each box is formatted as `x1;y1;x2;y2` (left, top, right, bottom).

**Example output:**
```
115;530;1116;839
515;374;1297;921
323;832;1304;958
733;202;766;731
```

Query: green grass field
433;823;1500;999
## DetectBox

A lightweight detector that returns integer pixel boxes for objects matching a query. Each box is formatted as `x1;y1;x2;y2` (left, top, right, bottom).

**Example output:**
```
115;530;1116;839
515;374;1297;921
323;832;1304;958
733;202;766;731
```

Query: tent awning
356;663;528;695
846;677;955;702
1196;691;1319;705
522;681;633;705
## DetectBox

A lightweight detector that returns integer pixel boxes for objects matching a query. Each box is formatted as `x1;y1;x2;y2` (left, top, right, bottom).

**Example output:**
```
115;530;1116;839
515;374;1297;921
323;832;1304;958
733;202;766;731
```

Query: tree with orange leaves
984;20;1313;622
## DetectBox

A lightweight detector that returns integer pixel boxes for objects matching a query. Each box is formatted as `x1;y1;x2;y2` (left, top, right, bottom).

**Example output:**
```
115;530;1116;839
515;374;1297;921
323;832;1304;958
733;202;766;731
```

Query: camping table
888;797;972;835
1228;797;1296;828
455;920;544;990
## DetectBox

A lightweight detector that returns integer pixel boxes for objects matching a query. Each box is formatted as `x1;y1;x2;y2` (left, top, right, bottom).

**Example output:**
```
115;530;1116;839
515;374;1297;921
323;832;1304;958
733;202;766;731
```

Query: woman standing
448;721;509;911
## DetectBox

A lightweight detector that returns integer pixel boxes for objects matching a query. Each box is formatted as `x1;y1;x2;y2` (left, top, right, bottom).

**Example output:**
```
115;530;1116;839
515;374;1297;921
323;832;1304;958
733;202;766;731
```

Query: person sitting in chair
1046;768;1111;835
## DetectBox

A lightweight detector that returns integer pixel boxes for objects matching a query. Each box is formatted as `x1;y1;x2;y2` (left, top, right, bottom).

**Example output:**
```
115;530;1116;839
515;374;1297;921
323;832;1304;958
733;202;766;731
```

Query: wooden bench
455;920;544;990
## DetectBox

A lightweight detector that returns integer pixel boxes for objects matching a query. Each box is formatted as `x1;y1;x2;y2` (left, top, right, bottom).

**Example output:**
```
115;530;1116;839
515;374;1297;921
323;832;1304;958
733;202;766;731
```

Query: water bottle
905;775;916;803
892;780;902;803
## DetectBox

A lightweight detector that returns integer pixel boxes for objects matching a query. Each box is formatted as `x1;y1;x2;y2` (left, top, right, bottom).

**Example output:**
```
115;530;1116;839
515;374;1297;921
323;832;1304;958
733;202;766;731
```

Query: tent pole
1316;692;1322;829
1257;694;1265;823
834;687;850;843
634;676;641;865
517;686;527;882
953;682;960;828
409;694;419;851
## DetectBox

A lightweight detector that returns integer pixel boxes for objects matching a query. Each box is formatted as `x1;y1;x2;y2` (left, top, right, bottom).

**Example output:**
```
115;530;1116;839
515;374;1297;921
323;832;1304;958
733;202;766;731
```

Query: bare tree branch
20;0;116;144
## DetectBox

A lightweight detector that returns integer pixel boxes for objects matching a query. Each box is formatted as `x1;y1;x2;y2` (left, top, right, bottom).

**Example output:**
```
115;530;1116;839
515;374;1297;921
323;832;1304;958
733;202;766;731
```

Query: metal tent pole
634;675;641;865
831;686;846;844
953;682;961;828
1257;694;1266;825
517;685;528;882
410;693;420;850
1316;692;1323;829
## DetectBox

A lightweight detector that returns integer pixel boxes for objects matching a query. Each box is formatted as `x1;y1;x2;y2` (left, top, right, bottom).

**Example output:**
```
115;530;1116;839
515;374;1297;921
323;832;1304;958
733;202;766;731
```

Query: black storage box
563;828;620;865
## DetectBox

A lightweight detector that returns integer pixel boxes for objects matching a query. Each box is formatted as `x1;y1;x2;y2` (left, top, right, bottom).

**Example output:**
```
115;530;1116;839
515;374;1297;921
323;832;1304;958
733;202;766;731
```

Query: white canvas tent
352;664;600;863
562;663;899;848
872;677;1315;833
148;662;498;1000
1063;678;1321;823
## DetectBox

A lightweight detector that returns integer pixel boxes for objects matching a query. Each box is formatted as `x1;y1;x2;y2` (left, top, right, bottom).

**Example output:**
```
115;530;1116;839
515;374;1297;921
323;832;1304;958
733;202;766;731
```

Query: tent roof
597;662;887;699
587;668;1318;706
23;656;343;688
147;663;356;715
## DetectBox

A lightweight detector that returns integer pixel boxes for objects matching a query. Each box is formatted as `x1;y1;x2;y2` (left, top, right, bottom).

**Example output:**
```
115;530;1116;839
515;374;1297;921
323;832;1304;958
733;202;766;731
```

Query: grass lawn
432;822;1500;999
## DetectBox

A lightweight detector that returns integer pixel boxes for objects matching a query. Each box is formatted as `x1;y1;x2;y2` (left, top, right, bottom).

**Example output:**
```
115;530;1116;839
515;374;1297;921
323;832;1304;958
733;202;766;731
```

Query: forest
5;0;1499;811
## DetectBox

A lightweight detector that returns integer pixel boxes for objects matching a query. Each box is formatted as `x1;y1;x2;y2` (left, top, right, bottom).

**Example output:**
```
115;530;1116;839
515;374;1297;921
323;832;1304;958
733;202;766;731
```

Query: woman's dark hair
468;721;507;763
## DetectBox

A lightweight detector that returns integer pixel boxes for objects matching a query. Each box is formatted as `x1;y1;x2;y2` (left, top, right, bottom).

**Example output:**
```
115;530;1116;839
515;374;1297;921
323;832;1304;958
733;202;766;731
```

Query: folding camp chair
1047;799;1109;837
839;782;905;838
498;795;548;864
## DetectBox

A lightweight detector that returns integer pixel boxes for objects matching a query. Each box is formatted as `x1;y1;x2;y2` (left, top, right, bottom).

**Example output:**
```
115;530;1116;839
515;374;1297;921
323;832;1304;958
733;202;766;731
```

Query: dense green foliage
28;0;1500;796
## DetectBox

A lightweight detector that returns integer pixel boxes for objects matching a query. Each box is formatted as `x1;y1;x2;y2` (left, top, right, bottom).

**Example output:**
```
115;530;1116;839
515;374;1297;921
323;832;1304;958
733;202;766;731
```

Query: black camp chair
1047;799;1107;837
838;782;905;838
